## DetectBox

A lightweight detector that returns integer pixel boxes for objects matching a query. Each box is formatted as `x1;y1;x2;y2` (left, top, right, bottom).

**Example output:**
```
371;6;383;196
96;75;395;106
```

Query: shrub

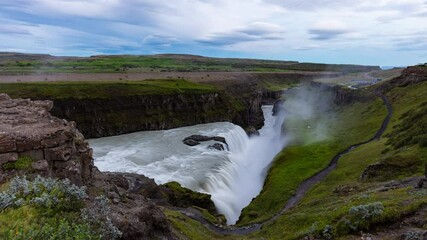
0;175;87;212
0;176;122;239
336;202;385;234
81;196;122;239
401;231;424;240
4;219;98;240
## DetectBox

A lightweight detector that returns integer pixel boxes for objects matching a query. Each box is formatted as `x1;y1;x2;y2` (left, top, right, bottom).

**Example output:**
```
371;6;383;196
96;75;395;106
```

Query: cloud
309;20;349;40
0;25;31;35
142;35;178;47
197;21;285;46
0;0;425;65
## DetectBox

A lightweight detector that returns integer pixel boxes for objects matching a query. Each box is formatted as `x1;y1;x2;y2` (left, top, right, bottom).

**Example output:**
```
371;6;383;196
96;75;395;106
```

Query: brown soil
0;71;338;84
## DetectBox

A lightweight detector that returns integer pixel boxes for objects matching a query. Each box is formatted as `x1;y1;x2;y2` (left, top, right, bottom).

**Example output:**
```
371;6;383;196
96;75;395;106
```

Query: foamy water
89;105;286;224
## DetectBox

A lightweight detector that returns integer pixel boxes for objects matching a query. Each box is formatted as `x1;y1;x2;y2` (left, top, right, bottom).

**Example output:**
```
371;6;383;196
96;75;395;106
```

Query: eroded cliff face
0;93;92;185
50;91;262;138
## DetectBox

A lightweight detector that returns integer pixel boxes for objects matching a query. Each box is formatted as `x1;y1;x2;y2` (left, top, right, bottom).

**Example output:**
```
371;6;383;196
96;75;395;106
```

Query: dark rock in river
183;135;228;148
208;143;225;151
183;138;200;146
245;126;260;137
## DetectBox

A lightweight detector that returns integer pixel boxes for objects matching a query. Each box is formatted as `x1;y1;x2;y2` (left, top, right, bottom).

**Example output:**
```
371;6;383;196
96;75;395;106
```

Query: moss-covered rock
162;182;217;215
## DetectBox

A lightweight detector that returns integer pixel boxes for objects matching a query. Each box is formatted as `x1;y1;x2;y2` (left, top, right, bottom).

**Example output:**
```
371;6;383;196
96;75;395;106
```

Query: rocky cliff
0;94;179;239
0;93;93;185
48;90;265;138
379;65;427;91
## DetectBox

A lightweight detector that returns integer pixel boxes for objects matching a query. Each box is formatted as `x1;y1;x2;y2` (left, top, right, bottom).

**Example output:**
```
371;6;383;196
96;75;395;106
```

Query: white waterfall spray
89;105;286;225
205;106;286;224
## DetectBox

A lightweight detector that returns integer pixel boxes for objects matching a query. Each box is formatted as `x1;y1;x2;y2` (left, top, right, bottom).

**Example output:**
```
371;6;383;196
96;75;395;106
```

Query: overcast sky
0;0;426;66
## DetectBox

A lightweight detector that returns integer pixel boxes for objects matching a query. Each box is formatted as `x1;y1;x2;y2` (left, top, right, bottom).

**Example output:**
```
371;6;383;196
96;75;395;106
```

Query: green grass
0;79;217;100
245;79;427;239
164;209;229;240
2;157;32;171
238;98;387;225
0;54;379;74
162;78;427;239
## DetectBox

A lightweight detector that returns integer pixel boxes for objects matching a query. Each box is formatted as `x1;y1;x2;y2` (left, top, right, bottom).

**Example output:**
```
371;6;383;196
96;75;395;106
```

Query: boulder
208;143;225;151
182;135;228;148
182;138;200;146
245;126;260;137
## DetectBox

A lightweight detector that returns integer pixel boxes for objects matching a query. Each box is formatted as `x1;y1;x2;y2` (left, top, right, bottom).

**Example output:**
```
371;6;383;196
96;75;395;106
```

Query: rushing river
89;105;286;224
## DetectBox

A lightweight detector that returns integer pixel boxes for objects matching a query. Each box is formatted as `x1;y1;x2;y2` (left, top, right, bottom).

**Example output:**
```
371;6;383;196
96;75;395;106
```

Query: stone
32;159;49;171
19;149;44;161
32;100;53;111
0;152;18;166
44;144;74;161
16;137;43;151
245;126;260;137
0;135;16;152
182;138;200;146
183;135;228;147
208;143;225;151
0;94;11;101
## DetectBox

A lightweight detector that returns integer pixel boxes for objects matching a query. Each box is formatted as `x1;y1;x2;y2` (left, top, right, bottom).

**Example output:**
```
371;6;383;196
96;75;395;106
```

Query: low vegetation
0;54;379;74
0;176;121;239
166;71;427;239
0;79;217;100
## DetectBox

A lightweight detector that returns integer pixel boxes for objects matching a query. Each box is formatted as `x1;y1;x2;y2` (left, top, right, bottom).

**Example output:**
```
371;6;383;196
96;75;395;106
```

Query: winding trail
179;90;393;236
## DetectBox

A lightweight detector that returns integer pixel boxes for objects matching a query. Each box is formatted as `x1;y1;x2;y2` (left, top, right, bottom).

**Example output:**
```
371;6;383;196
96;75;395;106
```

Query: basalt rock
49;92;257;138
183;135;228;148
0;94;93;185
91;171;177;240
208;143;225;151
245;126;260;137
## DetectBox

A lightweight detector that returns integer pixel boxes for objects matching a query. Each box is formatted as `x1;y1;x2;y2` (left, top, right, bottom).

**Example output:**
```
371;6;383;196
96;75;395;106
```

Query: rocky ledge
0;93;183;239
0;93;92;185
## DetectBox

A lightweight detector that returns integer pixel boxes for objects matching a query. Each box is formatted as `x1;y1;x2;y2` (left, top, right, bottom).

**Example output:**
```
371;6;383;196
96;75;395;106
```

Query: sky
0;0;426;66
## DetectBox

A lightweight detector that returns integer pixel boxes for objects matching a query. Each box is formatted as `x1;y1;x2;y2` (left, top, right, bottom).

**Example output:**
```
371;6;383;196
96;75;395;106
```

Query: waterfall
90;105;286;226
205;106;286;224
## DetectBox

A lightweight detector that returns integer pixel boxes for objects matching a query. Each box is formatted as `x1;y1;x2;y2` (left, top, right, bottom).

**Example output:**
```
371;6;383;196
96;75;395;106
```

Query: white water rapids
89;105;286;224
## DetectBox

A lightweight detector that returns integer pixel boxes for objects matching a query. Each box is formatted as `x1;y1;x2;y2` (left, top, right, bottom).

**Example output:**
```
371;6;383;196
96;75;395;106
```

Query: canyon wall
49;89;266;138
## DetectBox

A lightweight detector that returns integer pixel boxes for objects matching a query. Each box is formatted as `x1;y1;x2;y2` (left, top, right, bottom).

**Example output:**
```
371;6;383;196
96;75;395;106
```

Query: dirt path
178;90;393;235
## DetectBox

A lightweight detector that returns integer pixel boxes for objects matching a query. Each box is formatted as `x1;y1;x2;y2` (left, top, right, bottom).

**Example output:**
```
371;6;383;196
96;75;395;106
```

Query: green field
0;79;217;100
0;53;379;74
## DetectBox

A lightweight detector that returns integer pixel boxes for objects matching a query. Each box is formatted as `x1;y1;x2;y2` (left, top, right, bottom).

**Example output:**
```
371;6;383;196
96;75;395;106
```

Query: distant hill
0;52;380;75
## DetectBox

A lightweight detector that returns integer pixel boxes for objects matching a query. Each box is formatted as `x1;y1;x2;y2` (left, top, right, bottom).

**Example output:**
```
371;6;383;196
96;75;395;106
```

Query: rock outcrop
92;171;177;239
0;94;178;239
379;66;427;92
0;94;93;185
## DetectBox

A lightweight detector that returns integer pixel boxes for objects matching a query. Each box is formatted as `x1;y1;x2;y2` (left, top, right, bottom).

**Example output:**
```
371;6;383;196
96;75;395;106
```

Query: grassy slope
166;80;426;239
251;81;427;239
238;97;387;225
0;79;217;100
